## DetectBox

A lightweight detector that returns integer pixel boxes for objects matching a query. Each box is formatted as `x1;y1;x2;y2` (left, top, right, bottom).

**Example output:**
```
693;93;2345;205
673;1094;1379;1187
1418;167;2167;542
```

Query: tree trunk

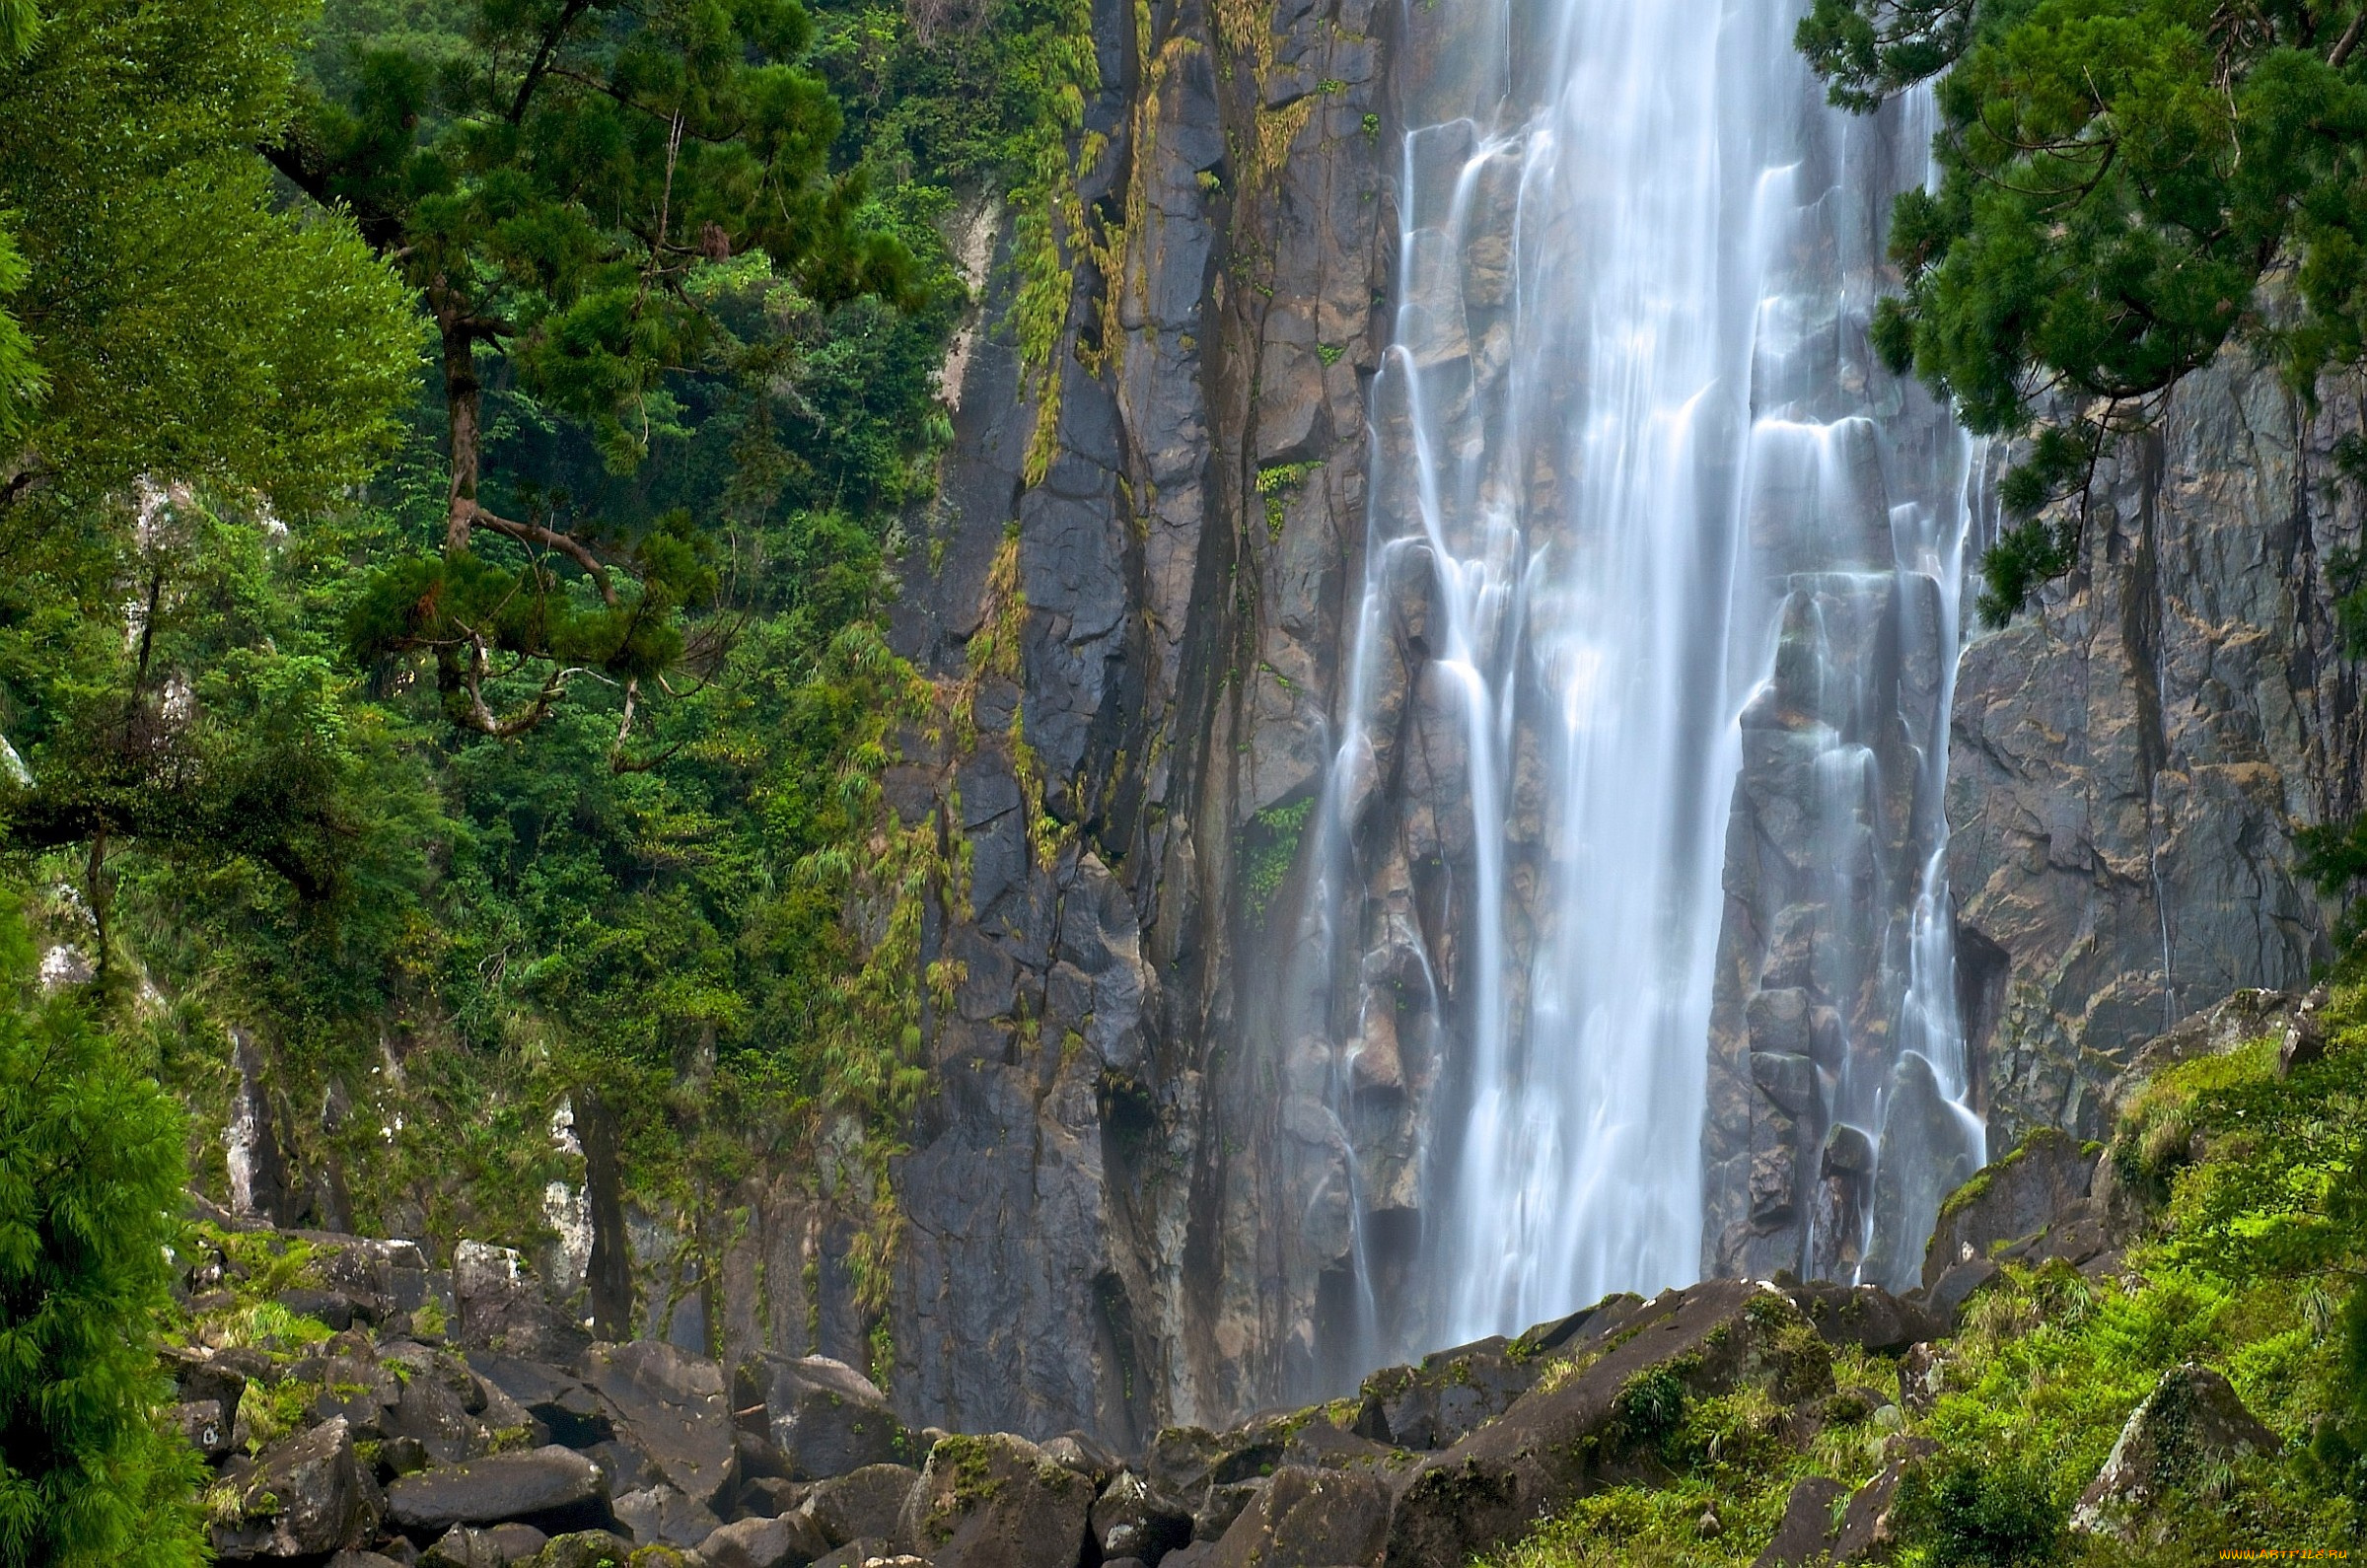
441;305;481;555
581;1089;636;1341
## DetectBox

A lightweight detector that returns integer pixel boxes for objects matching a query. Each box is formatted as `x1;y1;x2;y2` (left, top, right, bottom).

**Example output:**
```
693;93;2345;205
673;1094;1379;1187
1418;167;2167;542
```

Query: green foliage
1891;1457;2065;1566
277;0;920;735
1800;0;2367;623
0;0;421;514
0;899;204;1567
1256;461;1322;540
0;228;39;453
0;0;981;1267
1796;0;1976;112
1485;981;2367;1568
1609;1366;1691;1459
0;0;34;59
1240;797;1314;923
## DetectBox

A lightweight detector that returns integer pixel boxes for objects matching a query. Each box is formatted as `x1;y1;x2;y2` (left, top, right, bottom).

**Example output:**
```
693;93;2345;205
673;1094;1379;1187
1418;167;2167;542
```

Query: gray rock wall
1946;356;2367;1148
869;0;1397;1438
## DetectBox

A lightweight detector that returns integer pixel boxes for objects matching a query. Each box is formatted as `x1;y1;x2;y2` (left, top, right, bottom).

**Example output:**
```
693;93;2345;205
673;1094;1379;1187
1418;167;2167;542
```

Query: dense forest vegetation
0;0;1092;1553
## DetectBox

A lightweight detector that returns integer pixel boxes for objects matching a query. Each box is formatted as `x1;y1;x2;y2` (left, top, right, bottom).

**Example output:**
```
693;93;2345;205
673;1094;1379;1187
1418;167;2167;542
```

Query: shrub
1892;1456;2065;1568
0;903;202;1566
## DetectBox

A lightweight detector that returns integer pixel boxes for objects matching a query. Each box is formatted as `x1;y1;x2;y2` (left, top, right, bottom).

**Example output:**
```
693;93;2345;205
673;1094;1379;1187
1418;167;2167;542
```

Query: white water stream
1286;0;1990;1371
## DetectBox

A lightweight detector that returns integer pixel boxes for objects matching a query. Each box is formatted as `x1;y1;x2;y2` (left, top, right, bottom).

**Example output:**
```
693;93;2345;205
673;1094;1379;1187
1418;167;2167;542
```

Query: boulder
1191;1479;1265;1542
386;1446;614;1538
1142;1424;1279;1503
167;1344;250;1414
452;1242;590;1363
1828;1439;1936;1560
173;1397;236;1461
738;1428;797;1482
1385;1281;1833;1568
1040;1431;1120;1483
811;1536;891;1568
1921;1129;2103;1288
1777;1281;1943;1356
293;1232;435;1325
1921;1257;2000;1325
740;1476;811;1518
1204;1464;1391;1568
1898;1342;1946;1418
208;1416;380;1559
470;1354;615;1448
612;1482;722;1547
280;1286;360;1331
740;1355;910;1480
803;1462;922;1548
1091;1470;1193;1564
423;1527;507;1568
576;1340;737;1511
703;1513;833;1568
2071;1365;2280;1539
297;1349;403;1439
487;1524;550;1563
1279;1418;1400;1471
2279;990;2330;1077
1751;1475;1846;1568
1353;1334;1540;1451
381;1343;501;1463
900;1432;1097;1568
525;1531;636;1568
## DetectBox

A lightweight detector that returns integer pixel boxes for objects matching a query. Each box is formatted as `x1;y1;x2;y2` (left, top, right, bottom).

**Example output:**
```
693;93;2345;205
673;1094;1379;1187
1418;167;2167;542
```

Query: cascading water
1273;0;1990;1379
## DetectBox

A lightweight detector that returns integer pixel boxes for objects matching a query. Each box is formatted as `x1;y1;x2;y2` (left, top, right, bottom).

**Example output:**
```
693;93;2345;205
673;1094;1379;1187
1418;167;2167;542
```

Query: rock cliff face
1946;358;2367;1150
874;0;1398;1438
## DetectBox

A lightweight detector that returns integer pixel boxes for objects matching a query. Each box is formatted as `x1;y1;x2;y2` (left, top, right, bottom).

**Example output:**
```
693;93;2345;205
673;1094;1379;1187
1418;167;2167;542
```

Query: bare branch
465;503;622;606
511;0;598;123
2333;7;2367;69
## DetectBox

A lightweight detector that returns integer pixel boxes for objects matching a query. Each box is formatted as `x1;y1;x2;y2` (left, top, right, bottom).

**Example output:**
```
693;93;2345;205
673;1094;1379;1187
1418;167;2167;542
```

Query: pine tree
1799;0;2367;622
0;903;201;1568
275;0;915;744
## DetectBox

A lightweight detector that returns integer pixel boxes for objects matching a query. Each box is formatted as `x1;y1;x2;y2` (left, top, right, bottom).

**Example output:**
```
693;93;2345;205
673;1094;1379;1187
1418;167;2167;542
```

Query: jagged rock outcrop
2070;1365;2280;1542
1948;358;2367;1149
1383;1280;1834;1568
1917;1128;2103;1288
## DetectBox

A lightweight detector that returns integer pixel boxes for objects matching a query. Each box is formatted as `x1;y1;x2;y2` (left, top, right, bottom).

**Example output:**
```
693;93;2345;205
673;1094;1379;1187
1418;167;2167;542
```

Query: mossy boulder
1383;1280;1831;1568
1203;1464;1390;1568
1920;1127;2103;1290
208;1415;381;1559
2069;1365;2280;1542
899;1432;1096;1568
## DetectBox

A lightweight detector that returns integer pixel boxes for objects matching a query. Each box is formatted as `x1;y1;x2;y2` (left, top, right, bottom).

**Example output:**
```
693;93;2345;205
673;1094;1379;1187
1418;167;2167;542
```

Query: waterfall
1276;0;1989;1380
